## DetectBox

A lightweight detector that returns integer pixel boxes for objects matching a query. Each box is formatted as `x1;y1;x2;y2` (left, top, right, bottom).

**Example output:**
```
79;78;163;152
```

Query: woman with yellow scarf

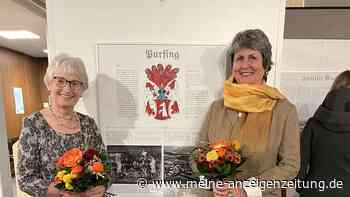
199;29;300;197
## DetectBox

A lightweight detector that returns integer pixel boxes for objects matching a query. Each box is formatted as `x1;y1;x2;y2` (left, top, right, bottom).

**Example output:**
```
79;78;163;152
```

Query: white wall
279;39;350;122
282;39;350;71
47;0;287;119
46;1;287;196
279;39;350;91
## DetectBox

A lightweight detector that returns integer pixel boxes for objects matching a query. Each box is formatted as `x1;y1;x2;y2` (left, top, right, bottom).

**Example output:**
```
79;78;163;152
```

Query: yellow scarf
224;77;285;154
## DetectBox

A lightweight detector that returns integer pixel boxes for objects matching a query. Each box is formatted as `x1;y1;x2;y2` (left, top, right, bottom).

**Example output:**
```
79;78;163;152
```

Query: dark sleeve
17;117;49;197
297;119;313;181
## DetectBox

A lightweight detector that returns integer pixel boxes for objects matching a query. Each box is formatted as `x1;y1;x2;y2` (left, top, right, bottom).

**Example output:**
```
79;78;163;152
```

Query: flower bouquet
53;147;115;196
192;139;245;182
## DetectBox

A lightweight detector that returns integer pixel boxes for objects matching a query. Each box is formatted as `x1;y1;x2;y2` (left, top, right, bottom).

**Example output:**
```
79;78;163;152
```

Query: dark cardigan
298;88;350;197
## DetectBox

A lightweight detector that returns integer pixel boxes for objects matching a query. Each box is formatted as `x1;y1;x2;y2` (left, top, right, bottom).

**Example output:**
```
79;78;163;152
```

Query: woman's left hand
59;191;84;197
230;187;247;197
82;185;106;197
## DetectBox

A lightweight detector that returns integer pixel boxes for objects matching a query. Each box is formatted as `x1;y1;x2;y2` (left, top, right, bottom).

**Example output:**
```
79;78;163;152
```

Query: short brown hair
330;70;350;91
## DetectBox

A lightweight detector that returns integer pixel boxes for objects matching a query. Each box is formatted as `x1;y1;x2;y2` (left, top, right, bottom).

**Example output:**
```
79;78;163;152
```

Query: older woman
17;54;107;197
298;70;350;197
199;29;300;197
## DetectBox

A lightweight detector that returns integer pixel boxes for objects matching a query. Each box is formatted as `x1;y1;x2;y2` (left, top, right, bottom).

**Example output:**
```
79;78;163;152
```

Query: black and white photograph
107;145;162;184
164;146;194;182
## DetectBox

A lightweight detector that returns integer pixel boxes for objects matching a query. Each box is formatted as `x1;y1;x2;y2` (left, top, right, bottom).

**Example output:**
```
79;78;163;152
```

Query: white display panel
280;71;339;123
97;44;227;146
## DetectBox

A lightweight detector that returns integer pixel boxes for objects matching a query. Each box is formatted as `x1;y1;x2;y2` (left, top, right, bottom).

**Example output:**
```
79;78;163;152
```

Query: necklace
49;107;80;130
49;107;74;120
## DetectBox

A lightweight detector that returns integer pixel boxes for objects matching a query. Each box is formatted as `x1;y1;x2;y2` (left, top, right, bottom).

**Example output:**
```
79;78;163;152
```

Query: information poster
96;44;227;146
97;44;227;194
280;71;339;128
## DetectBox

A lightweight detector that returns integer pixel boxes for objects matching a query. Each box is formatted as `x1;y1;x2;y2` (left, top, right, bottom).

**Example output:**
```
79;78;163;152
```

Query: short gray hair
44;54;89;89
230;29;273;81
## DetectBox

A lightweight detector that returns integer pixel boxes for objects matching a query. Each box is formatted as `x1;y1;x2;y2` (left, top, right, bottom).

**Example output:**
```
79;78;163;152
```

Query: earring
48;94;52;107
263;71;268;82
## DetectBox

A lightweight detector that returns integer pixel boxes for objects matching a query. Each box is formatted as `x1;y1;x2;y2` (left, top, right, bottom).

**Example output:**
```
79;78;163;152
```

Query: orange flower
216;148;226;157
91;162;104;173
210;140;228;149
57;156;65;167
71;165;84;174
57;148;83;167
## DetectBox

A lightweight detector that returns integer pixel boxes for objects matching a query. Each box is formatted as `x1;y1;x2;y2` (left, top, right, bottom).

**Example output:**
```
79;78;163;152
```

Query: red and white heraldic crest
145;64;180;120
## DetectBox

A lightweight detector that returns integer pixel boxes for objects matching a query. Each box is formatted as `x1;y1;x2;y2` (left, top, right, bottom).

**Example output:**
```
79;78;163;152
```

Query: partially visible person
17;54;108;197
199;29;300;197
297;70;350;197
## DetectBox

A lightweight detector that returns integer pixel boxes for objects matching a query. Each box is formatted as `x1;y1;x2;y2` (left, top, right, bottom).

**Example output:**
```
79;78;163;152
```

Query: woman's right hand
81;185;106;197
47;182;63;197
47;182;84;197
214;185;247;197
60;192;84;197
213;183;229;197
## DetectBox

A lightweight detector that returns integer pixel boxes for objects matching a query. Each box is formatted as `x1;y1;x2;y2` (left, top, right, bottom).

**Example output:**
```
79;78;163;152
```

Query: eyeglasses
53;76;84;90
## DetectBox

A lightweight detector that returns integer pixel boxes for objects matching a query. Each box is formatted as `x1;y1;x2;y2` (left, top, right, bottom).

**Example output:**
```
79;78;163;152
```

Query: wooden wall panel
0;47;48;138
23;57;42;114
37;58;49;104
287;0;304;7
0;48;21;139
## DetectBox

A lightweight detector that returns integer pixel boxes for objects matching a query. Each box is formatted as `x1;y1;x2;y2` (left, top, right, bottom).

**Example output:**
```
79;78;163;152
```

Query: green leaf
55;183;65;190
100;152;108;161
216;164;224;174
222;163;232;176
82;144;89;150
215;162;232;177
197;164;209;173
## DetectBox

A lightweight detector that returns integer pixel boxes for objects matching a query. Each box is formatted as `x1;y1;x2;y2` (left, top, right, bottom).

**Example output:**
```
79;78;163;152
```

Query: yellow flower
206;150;219;161
231;140;241;151
56;170;66;181
65;182;74;190
62;174;73;183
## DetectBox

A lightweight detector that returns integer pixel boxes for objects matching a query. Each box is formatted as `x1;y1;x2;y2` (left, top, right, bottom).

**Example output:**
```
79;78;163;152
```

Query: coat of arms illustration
145;64;180;120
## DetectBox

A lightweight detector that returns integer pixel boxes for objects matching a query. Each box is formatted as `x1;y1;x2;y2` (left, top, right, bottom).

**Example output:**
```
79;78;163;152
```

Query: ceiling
0;0;349;58
0;0;47;57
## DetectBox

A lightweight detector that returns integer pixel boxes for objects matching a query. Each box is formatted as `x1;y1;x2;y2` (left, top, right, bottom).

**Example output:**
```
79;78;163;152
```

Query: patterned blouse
17;111;107;197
